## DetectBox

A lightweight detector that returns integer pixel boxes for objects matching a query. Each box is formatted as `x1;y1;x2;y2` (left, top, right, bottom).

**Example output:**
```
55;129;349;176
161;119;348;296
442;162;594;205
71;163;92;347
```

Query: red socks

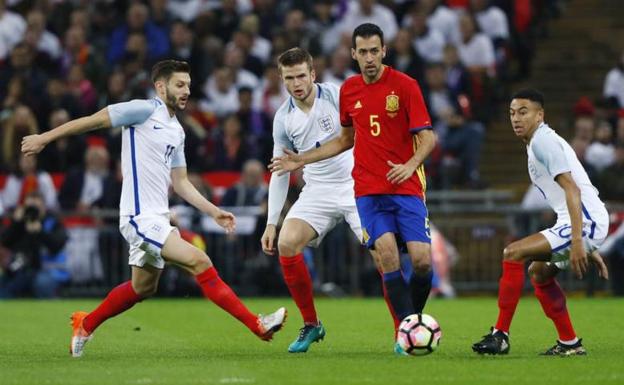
495;260;525;333
532;277;576;341
83;281;142;333
279;254;317;325
195;267;259;334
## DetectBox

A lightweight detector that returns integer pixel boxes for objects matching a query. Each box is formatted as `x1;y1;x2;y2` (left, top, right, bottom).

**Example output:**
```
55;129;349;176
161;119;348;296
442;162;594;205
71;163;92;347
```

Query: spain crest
386;94;399;117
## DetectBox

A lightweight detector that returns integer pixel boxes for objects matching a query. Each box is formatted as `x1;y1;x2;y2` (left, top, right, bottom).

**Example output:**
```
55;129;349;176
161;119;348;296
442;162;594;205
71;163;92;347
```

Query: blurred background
0;0;623;299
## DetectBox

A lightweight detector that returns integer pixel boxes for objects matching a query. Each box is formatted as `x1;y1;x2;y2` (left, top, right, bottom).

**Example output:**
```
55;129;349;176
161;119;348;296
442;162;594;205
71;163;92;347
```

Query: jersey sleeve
107;99;158;127
532;133;571;178
405;79;433;134
339;83;352;127
171;143;187;168
272;112;294;157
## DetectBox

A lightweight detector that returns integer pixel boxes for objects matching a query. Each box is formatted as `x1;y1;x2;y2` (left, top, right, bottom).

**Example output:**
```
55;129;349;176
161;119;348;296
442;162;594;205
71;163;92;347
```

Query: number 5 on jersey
370;114;381;137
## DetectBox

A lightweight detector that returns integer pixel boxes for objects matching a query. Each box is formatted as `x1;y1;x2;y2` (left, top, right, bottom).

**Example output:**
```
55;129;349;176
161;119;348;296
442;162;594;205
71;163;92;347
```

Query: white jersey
273;82;353;185
267;82;354;225
108;97;186;216
527;123;607;225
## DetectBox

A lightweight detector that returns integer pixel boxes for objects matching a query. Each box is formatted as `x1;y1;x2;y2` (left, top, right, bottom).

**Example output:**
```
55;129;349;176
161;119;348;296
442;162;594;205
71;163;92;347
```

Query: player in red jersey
270;23;437;355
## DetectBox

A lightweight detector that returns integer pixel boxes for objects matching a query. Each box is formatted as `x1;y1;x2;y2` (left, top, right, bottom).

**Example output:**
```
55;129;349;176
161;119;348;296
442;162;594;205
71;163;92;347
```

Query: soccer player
21;60;287;358
270;24;437;355
263;47;399;353
472;89;609;356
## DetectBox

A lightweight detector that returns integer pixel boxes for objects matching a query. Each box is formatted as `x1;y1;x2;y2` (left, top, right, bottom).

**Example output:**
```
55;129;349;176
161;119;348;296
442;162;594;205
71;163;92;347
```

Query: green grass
1;297;623;385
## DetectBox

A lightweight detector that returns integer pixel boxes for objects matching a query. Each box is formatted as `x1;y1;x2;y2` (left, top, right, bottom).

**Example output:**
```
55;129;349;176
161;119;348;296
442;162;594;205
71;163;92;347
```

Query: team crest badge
386;93;399;117
318;115;334;133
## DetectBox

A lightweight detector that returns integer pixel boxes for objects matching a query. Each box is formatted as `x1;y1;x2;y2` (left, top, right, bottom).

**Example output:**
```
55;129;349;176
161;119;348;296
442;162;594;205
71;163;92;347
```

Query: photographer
0;191;69;298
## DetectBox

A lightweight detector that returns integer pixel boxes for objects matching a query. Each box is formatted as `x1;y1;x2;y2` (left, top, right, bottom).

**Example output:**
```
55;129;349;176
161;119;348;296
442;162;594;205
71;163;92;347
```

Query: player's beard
165;87;185;111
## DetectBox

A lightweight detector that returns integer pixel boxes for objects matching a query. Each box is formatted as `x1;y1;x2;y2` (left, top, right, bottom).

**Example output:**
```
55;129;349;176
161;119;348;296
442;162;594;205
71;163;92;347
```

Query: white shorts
285;183;363;248
540;215;608;269
119;214;177;269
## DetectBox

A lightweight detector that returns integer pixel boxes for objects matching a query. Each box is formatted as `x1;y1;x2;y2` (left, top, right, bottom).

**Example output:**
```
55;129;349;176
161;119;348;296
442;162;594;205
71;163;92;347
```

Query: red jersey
339;66;432;198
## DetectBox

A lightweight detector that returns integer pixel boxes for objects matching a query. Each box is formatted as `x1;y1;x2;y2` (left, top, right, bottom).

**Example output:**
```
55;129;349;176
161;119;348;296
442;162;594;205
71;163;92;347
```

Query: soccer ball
396;313;442;356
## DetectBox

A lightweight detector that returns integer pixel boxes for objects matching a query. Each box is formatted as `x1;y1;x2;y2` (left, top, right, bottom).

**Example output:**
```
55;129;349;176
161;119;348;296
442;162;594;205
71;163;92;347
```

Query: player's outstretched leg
71;276;148;357
540;339;586;356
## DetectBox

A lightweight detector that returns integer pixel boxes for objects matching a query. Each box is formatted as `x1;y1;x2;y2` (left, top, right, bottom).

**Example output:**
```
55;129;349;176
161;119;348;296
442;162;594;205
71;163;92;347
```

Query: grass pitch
1;297;622;385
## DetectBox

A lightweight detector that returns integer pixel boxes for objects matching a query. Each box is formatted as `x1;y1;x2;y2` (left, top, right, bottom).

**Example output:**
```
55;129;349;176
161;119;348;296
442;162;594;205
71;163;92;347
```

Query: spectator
571;115;595;143
221;159;268;207
213;0;241;43
254;65;288;118
408;9;445;63
569;137;599;186
239;14;271;64
599;143;624;202
23;9;62;62
236;86;271;162
0;0;26;61
470;0;509;44
305;0;339;56
61;25;107;91
230;29;265;78
338;0;398;49
385;28;425;86
2;153;58;211
1;105;39;170
200;67;239;118
418;0;460;45
213;114;251;171
603;50;624;108
456;12;495;76
585;120;615;172
107;2;169;66
0;191;69;298
441;44;471;96
323;45;357;86
39;108;86;173
58;144;117;213
0;42;49;115
67;64;98;114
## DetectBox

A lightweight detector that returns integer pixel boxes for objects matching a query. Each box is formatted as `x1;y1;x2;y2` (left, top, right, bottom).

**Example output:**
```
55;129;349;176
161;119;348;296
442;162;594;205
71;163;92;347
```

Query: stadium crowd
4;0;624;297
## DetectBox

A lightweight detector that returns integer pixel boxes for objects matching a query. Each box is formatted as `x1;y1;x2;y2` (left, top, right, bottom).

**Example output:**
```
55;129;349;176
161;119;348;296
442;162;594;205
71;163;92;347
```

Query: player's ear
310;69;316;82
382;45;387;59
351;48;356;60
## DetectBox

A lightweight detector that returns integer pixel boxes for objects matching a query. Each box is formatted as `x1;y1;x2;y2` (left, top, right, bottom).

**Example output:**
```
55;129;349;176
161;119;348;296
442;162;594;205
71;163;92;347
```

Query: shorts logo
151;224;162;232
362;228;370;243
318;115;334;133
386;93;399;118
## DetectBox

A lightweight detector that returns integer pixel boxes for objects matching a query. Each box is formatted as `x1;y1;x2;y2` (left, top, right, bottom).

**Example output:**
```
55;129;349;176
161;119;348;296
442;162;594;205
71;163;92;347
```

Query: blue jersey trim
552;240;572;253
129;126;140;215
409;125;433;134
316;84;321;98
129;217;164;249
581;203;596;239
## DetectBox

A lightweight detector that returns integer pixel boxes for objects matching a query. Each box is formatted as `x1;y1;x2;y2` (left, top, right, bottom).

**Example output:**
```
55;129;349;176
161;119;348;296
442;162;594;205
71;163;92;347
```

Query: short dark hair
151;60;190;83
511;88;545;108
352;23;384;48
277;47;313;71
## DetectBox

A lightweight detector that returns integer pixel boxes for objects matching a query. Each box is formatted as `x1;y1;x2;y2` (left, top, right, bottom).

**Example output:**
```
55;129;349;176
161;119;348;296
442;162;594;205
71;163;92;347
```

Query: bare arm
171;167;236;233
555;172;587;278
21;108;112;156
269;126;355;175
387;128;437;184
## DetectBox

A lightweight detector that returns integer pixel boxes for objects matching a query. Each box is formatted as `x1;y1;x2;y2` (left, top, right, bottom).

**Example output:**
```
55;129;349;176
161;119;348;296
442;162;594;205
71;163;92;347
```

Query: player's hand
269;149;304;176
569;239;588;279
589;250;609;280
21;134;47;156
386;160;417;184
261;225;277;255
213;209;236;234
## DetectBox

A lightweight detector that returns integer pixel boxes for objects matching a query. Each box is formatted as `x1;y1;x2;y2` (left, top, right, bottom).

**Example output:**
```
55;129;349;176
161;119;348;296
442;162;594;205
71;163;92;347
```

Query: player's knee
277;235;303;256
188;250;212;274
413;260;432;275
503;243;523;261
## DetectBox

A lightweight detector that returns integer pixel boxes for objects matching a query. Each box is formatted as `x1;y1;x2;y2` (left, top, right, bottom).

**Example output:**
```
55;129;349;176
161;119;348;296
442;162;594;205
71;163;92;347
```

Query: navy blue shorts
356;195;431;251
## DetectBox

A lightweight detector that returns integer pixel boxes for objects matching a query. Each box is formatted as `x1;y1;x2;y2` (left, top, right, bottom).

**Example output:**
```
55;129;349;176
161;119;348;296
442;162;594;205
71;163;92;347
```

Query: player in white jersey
261;48;398;353
22;60;286;358
473;89;609;357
